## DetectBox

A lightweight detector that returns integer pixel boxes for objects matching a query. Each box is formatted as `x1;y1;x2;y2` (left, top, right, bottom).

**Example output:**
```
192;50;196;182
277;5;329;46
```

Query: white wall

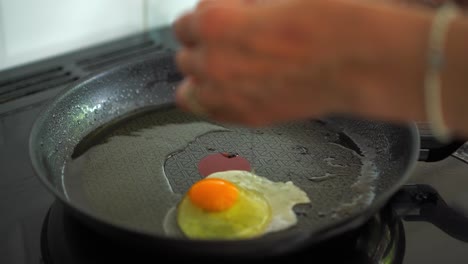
0;0;198;71
0;2;5;69
147;0;198;28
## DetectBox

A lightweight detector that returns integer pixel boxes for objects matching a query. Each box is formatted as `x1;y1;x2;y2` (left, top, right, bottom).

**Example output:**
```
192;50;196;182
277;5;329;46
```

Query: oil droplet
296;210;307;217
221;152;238;158
323;157;347;168
318;211;327;217
308;173;336;182
295;146;309;155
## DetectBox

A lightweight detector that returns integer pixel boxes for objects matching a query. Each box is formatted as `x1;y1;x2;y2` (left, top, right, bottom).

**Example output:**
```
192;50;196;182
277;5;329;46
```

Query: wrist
440;16;468;137
337;2;433;122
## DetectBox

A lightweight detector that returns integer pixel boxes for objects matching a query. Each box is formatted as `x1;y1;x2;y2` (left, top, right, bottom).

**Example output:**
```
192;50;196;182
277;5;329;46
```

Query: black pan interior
29;53;419;251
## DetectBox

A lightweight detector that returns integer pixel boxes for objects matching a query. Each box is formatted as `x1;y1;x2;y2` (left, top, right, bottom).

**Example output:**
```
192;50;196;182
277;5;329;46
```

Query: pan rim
28;54;421;254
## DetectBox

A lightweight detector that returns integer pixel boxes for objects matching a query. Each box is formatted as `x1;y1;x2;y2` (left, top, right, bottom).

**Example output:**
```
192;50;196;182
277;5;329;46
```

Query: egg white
207;170;311;234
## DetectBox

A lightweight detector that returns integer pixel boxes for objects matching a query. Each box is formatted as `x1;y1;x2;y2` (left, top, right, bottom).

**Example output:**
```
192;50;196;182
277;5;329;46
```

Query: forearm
342;1;468;137
339;2;431;123
441;16;468;138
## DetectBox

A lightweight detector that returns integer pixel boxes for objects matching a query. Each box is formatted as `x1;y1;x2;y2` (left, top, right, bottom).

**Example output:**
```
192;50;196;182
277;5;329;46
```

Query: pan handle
417;122;466;162
390;184;468;243
418;138;466;162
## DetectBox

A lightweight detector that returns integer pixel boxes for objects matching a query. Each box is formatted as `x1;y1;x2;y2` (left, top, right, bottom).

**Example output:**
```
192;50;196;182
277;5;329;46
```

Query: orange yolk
188;178;239;212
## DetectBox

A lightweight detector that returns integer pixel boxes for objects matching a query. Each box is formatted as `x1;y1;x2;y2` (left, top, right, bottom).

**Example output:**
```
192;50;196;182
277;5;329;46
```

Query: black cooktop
1;26;468;264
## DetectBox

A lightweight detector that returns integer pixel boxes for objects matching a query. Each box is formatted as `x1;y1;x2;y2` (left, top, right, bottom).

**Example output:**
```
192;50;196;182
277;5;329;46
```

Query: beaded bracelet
425;2;460;142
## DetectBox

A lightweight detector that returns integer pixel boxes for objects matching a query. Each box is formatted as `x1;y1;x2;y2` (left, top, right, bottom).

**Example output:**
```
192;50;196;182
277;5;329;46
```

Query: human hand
173;0;362;126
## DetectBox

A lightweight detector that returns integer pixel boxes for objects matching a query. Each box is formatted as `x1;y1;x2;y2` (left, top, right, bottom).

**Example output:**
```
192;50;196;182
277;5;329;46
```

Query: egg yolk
177;177;272;239
188;178;239;212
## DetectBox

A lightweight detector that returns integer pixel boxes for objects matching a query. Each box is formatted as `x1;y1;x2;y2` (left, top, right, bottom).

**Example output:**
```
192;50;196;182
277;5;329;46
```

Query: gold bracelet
425;2;460;143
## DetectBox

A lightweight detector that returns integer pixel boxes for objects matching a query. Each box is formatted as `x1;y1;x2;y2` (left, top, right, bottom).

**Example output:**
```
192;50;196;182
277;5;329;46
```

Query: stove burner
40;200;405;263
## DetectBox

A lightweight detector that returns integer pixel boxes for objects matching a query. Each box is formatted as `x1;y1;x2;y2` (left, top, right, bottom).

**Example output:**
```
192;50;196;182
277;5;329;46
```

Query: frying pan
29;50;423;258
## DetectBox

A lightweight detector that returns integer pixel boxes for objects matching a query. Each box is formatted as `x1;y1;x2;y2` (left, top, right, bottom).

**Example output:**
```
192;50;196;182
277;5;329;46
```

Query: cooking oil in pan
307;172;337;182
63;108;228;235
62;108;380;236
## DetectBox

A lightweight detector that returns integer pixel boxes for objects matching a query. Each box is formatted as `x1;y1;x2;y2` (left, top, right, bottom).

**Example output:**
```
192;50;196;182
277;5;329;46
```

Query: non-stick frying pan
29;50;423;258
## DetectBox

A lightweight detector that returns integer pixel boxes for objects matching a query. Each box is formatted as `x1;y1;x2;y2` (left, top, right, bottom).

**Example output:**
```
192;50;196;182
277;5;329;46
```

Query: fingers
175;79;227;121
173;0;252;47
172;0;280;126
175;79;208;116
173;12;197;47
176;48;204;80
175;76;272;126
172;0;220;47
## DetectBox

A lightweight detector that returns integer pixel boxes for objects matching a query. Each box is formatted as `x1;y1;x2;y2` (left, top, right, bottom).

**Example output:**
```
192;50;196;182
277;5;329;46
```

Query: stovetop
1;26;468;264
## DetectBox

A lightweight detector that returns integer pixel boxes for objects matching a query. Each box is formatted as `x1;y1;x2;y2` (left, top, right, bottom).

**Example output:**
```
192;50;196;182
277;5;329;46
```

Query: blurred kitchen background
0;0;197;71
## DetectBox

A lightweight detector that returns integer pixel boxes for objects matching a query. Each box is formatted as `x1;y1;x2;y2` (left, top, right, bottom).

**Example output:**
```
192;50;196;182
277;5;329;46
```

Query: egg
176;170;311;239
